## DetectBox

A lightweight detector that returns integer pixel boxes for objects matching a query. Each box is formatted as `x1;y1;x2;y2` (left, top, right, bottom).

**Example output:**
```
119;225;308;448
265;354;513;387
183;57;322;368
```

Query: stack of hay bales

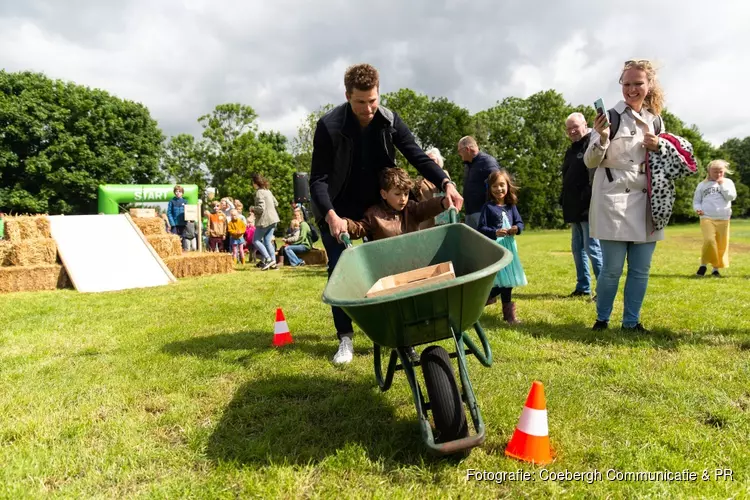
0;216;70;293
130;216;233;279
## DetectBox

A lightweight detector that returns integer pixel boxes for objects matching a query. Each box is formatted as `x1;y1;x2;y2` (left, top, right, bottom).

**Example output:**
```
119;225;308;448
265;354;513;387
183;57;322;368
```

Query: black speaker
293;172;310;203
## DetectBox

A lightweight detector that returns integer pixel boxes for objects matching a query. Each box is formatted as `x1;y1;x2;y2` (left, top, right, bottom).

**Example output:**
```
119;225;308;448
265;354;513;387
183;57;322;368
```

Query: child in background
233;200;248;224
693;159;738;277
477;169;527;324
244;215;256;262
228;209;247;264
182;219;197;251
167;185;187;236
207;202;227;252
342;167;451;362
202;210;210;250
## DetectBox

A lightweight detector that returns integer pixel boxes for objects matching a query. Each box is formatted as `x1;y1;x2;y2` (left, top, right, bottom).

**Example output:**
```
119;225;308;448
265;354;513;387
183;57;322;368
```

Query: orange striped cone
505;381;553;465
273;308;293;347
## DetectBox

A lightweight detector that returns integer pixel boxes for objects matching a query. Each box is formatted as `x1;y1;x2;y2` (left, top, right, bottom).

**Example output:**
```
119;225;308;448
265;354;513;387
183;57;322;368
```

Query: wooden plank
365;262;455;298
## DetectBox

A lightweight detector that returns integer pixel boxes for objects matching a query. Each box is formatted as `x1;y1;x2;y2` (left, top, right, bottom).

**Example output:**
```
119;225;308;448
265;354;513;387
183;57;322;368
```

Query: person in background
207;201;227;252
584;59;667;333
477;170;527;324
228;209;247;264
167;185;187;237
693;159;737;277
250;173;281;271
561;112;602;298
458;136;500;230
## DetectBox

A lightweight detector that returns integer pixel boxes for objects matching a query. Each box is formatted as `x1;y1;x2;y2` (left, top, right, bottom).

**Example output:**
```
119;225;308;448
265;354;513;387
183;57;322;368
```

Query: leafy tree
199;104;296;232
381;89;471;184
0;70;164;214
473;90;578;228
291;103;334;173
162;133;208;194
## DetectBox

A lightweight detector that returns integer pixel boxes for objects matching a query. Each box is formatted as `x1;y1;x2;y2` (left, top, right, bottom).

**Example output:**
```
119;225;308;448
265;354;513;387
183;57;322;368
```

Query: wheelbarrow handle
448;207;458;224
340;233;353;248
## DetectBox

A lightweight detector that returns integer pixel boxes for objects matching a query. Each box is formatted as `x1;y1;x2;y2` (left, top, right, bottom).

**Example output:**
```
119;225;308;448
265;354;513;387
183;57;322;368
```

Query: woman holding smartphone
583;59;665;333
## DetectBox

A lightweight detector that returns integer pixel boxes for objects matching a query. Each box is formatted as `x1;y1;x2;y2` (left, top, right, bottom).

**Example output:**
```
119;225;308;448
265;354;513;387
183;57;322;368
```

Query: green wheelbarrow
322;210;512;455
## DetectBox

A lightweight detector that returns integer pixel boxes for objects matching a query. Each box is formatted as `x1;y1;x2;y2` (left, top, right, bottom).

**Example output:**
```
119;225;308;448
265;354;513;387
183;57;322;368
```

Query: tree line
2;70;749;230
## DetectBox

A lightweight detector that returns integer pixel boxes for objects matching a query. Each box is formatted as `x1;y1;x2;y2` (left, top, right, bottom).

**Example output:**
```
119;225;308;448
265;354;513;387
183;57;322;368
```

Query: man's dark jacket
463;151;500;215
309;103;448;223
560;132;595;223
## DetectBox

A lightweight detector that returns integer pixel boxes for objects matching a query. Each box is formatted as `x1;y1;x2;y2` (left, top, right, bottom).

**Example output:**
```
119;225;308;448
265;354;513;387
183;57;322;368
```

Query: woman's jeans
283;244;308;266
596;240;656;328
253;224;277;262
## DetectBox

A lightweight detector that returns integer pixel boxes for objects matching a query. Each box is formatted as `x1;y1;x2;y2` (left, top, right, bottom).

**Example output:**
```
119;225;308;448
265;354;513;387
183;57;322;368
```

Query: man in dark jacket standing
561;112;602;298
310;63;464;365
457;136;500;229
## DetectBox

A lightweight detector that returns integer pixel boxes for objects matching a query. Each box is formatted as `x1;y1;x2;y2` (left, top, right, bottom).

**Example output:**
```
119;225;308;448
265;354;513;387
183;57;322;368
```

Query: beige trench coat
583;100;665;243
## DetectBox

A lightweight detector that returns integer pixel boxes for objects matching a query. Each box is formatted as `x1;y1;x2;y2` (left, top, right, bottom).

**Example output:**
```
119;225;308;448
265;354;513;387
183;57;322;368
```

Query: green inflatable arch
97;184;200;214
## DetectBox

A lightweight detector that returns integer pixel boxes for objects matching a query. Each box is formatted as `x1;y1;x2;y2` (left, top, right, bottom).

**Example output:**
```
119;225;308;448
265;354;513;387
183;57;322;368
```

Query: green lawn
2;221;749;498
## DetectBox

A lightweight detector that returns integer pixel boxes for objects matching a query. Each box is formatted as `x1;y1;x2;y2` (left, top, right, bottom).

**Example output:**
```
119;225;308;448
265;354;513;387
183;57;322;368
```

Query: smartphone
594;98;609;125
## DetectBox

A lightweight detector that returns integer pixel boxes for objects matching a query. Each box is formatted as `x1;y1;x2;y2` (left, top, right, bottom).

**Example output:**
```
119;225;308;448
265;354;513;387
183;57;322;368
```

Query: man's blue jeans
321;229;353;338
571;221;603;294
283;244;308;266
596;240;657;328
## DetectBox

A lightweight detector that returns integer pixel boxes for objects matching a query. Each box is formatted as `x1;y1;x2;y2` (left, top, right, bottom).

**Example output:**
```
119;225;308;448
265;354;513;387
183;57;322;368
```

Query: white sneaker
332;337;354;365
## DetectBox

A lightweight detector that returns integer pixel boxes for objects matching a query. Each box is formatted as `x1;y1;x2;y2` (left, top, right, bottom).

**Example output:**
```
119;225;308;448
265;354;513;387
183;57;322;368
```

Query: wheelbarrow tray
323;223;512;348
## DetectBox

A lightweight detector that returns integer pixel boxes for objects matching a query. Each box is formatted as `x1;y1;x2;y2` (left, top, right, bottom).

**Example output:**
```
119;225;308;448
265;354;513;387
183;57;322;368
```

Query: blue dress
477;203;527;288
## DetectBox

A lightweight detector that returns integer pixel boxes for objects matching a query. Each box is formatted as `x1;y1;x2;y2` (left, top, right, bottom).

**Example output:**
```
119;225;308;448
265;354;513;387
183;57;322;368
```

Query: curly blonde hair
344;64;379;94
620;59;664;116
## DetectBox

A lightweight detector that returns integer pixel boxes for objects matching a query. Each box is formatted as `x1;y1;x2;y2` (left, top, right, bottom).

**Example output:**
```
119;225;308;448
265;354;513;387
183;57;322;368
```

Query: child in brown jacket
343;168;451;241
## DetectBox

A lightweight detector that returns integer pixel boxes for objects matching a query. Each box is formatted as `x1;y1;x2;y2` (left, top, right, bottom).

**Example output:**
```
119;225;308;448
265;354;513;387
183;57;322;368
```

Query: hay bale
164;253;234;278
3;216;48;242
133;217;166;236
301;248;328;266
0;241;12;266
35;217;51;238
9;238;58;266
0;264;70;294
146;234;183;258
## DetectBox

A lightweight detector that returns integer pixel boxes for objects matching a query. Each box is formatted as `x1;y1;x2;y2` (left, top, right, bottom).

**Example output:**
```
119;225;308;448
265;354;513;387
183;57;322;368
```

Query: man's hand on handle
443;182;463;212
325;210;349;243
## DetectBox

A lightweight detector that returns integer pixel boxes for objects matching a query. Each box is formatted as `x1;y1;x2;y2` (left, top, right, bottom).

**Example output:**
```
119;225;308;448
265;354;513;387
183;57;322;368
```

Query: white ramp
48;214;176;293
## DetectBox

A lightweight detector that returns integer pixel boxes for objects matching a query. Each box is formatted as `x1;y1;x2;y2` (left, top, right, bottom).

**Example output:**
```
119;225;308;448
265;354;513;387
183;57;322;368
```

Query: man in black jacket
457;136;500;229
560;112;602;298
310;63;464;365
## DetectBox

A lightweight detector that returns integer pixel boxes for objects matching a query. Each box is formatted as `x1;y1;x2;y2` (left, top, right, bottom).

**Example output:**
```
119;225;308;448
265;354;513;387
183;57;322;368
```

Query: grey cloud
1;0;748;145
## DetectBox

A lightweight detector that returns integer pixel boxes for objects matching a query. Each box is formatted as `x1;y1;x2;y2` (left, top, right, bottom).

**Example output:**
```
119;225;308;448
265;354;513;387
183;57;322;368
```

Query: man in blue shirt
458;136;500;229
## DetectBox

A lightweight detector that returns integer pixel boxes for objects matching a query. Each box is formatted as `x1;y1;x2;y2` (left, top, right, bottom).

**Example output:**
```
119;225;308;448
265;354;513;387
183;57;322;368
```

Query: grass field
1;220;750;498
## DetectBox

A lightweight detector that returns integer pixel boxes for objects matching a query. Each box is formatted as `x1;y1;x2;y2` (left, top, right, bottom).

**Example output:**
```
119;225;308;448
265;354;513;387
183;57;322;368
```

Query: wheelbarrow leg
373;343;399;392
395;347;438;450
460;322;493;367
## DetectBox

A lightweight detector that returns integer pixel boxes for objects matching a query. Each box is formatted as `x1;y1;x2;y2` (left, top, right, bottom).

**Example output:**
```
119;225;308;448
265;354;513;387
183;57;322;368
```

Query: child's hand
696;209;704;216
507;226;518;235
496;228;508;237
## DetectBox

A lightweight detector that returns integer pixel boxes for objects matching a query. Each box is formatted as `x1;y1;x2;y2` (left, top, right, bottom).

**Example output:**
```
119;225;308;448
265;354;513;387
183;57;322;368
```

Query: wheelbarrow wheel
420;345;468;443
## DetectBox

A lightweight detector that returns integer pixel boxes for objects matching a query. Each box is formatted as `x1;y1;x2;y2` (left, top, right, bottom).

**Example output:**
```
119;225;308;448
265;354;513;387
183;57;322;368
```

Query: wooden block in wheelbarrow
365;261;455;298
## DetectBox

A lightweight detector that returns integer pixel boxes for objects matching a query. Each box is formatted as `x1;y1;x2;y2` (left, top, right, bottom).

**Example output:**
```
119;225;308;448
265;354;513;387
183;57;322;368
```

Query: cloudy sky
1;0;748;146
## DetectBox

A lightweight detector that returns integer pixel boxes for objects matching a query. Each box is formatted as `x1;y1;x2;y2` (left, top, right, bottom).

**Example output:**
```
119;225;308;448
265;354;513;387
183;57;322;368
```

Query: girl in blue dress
477;170;527;324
